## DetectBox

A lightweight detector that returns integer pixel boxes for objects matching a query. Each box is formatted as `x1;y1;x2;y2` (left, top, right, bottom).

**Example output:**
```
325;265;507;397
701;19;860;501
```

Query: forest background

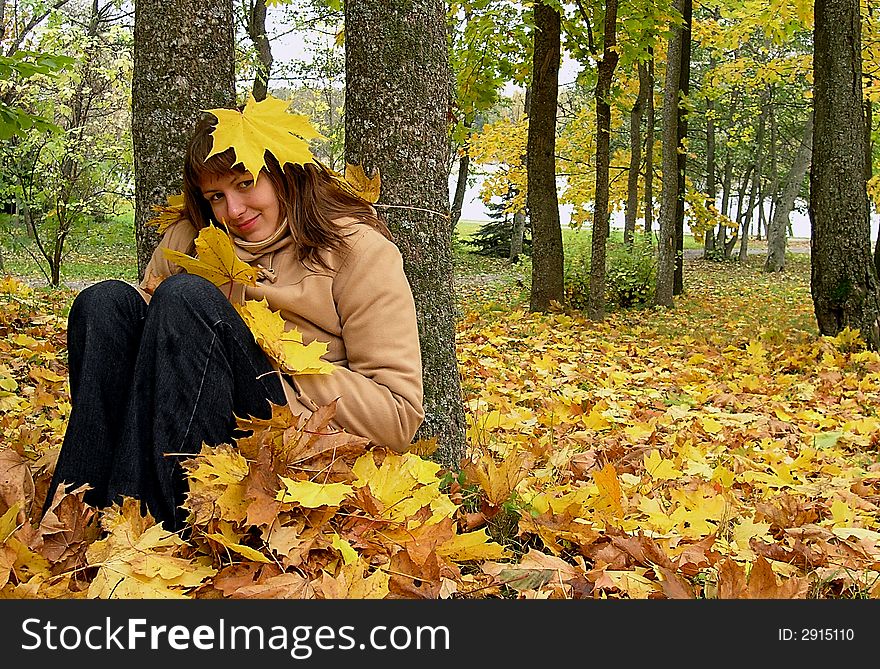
0;0;880;601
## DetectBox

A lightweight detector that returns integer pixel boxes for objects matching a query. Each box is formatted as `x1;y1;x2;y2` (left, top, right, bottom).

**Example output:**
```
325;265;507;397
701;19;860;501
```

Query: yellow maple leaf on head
205;94;326;184
162;225;259;288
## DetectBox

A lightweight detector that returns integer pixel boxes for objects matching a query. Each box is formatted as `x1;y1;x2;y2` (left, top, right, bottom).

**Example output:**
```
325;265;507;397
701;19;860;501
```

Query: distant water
451;173;880;242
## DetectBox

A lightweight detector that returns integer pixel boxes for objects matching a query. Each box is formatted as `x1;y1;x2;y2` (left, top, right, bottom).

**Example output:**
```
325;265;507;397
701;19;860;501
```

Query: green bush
563;234;591;310
563;234;656;311
605;237;656;308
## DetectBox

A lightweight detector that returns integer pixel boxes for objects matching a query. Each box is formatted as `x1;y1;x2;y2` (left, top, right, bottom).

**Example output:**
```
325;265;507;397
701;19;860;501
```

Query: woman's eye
238;180;253;190
208;193;223;203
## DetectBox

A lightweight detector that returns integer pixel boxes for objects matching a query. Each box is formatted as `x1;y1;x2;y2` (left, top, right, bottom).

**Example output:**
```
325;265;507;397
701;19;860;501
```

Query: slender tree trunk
656;0;683;307
450;116;474;230
703;93;716;258
811;0;880;349
345;0;466;466
625;59;648;247
741;164;760;258
766;88;778;228
672;0;691;295
588;0;619;320
132;0;235;278
450;149;470;230
644;50;655;237
247;0;274;102
719;155;732;218
527;2;564;311
753;103;768;244
765;113;813;272
510;86;531;262
868;99;880;277
732;164;753;260
714;154;732;251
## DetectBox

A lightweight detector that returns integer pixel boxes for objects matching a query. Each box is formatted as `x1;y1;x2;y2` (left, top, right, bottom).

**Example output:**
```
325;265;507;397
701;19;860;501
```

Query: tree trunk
345;0;467;467
527;2;564;312
810;0;880;349
510;209;526;261
655;0;683;307
450;151;470;230
868;99;880;277
703;92;716;258
625;58;648;247
132;0;235;279
766;88;778;229
715;154;732;251
718;165;755;260
765;113;813;272
734;164;754;261
672;0;691;296
510;86;532;262
247;0;274;102
588;0;619;320
644;50;655;236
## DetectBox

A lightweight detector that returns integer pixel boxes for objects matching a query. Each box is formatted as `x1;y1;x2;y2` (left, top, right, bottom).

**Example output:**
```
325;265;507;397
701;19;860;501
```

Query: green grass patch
2;208;137;285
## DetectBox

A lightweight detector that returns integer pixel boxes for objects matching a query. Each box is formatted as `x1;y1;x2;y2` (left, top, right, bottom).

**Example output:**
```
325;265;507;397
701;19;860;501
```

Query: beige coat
139;218;424;452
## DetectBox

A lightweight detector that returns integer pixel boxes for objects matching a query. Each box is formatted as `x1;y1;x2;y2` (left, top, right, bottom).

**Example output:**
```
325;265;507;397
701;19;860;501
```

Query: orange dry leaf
461;446;533;508
716;556;810;599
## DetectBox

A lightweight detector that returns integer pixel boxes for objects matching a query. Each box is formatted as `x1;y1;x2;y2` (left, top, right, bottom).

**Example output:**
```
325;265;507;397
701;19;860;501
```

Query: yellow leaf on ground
276;478;352;508
644;450;683;481
436;528;509;561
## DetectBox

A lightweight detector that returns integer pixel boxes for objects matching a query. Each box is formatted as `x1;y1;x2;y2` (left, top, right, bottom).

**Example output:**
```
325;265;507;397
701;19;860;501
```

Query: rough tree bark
644;51;655;236
765;113;813;273
810;0;880;349
527;2;564;312
672;0;691;296
655;0;684;307
588;0;619;321
703;91;716;259
132;0;235;278
344;0;467;467
510;86;531;262
247;0;274;102
625;59;648;247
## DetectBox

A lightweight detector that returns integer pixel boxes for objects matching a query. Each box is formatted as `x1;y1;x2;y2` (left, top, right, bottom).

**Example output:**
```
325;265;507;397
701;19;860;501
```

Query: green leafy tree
1;3;132;285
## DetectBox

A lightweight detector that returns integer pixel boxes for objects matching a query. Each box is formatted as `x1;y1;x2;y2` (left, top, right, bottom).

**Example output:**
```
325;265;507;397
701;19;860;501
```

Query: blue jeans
46;274;285;530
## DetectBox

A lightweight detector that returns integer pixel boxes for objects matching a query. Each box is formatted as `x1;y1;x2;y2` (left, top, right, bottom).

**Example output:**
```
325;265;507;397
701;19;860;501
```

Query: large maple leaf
85;499;215;599
235;298;334;376
205;94;325;183
162;225;258;288
146;193;185;234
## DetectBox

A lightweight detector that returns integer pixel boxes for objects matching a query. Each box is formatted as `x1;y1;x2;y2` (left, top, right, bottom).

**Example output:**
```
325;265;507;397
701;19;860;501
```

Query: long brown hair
182;113;391;269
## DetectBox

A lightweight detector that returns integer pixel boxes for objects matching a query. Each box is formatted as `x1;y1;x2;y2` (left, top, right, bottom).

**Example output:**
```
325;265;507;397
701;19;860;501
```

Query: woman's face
199;170;282;242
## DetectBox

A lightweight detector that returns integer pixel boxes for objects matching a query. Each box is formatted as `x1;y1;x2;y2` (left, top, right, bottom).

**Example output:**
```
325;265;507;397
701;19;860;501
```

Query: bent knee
151;273;221;306
71;280;142;320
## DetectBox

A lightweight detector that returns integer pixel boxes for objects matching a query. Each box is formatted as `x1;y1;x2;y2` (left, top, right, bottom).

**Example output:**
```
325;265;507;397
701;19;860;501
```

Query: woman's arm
291;232;425;452
137;219;198;301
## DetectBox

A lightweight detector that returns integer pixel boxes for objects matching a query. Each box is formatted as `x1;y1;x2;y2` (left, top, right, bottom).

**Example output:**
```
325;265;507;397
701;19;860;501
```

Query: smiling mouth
235;215;259;230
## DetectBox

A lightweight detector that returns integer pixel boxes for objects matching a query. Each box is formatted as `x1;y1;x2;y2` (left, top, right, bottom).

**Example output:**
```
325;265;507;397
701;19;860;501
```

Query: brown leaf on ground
754;494;819;530
674;535;722;576
0;449;35;519
608;530;694;599
35;483;98;567
388;550;442;599
717;556;810;599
